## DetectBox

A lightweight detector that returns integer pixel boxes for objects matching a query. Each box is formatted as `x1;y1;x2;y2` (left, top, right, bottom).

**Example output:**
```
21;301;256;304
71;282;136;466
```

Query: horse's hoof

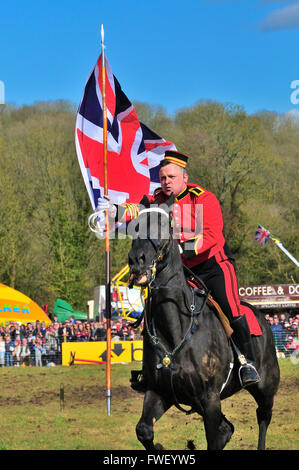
187;440;196;450
154;443;164;450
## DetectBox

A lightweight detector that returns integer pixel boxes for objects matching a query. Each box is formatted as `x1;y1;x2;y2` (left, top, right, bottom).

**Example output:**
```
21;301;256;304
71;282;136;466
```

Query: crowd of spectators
265;312;299;357
0;314;142;367
0;311;298;367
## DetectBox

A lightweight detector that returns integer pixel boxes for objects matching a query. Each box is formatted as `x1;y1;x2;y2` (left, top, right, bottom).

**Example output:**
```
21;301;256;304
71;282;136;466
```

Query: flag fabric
254;225;271;246
75;54;176;210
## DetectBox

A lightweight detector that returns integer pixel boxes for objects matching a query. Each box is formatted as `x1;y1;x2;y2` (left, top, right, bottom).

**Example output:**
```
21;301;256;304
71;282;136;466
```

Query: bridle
129;205;210;414
147;235;174;288
130;206;207;307
129;207;173;288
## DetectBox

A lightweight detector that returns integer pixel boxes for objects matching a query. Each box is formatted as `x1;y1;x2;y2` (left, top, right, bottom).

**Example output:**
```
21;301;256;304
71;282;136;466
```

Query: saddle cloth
187;278;262;337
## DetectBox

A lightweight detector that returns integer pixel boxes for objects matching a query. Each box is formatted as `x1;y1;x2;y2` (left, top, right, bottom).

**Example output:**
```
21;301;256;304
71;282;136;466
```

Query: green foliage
0;100;298;311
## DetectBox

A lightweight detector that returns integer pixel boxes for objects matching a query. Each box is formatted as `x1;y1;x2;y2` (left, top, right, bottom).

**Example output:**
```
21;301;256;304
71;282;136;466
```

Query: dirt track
2;370;298;408
0;362;298;450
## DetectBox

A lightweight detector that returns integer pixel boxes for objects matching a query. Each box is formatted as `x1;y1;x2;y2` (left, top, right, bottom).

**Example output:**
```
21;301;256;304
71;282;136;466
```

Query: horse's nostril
138;254;146;265
129;252;146;269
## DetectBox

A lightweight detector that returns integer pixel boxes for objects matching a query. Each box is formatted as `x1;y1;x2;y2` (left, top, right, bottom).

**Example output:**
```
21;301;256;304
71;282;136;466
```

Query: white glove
88;208;106;238
97;196;117;218
96;211;106;232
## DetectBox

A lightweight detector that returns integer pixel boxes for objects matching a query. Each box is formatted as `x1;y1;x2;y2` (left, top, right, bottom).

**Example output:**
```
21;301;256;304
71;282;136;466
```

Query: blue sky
1;0;298;116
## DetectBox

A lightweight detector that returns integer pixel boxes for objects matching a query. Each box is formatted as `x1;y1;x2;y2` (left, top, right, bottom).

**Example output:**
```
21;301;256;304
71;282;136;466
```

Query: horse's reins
132;207;210;414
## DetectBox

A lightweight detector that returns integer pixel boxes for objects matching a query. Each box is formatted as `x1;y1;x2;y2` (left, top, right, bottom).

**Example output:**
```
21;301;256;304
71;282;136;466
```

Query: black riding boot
130;369;147;393
231;315;261;388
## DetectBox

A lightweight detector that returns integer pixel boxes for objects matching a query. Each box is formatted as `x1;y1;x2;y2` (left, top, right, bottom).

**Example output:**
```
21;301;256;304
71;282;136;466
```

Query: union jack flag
254;224;271;246
75;54;176;210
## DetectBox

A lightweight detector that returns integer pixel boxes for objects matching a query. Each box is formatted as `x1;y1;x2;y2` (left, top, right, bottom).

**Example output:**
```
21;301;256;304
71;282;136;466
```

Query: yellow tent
0;284;51;326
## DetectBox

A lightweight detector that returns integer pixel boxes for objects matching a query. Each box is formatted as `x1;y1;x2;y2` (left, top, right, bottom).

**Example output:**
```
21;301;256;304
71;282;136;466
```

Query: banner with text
62;341;143;366
239;284;299;309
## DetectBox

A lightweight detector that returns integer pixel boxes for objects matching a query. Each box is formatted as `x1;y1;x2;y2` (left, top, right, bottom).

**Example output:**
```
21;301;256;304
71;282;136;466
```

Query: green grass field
0;359;298;450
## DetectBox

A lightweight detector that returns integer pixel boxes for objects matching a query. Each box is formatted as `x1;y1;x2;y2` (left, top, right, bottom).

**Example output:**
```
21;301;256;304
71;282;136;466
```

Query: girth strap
160;366;196;415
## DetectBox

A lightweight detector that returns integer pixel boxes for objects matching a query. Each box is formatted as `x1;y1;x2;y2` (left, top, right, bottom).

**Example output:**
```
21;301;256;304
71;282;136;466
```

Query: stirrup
238;361;260;388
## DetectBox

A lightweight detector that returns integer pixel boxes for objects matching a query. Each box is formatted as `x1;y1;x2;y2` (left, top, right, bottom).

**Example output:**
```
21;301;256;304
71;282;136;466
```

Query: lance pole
101;24;112;416
271;237;299;268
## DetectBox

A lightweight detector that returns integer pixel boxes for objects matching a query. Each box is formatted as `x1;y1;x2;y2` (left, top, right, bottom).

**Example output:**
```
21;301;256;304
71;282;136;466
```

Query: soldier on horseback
97;150;260;389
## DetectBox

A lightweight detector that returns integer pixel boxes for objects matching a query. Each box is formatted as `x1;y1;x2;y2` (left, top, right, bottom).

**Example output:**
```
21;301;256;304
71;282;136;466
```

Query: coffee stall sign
239;284;299;309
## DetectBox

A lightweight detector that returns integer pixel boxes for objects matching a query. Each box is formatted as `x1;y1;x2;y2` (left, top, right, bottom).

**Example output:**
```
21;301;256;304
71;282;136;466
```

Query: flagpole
272;238;299;268
101;24;112;416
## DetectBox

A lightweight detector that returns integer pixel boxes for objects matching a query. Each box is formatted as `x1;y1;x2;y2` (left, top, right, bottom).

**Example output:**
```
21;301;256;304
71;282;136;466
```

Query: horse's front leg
136;389;171;450
201;392;234;450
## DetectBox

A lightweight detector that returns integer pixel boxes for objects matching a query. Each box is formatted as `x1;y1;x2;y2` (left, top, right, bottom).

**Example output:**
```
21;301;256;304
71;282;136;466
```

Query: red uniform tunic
118;184;262;334
150;184;225;268
119;183;225;267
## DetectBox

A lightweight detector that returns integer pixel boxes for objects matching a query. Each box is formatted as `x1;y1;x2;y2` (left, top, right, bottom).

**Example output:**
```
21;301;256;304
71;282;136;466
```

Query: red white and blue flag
254;225;271;246
75;54;176;210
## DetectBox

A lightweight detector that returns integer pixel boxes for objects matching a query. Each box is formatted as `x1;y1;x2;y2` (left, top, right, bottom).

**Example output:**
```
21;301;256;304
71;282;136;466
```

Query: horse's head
128;193;174;288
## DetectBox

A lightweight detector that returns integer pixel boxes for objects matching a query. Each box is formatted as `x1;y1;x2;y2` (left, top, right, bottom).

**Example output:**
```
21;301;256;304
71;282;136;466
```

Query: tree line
0;99;298;311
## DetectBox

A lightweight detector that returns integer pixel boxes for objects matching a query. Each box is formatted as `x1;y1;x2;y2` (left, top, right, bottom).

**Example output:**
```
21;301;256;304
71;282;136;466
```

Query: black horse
128;195;280;450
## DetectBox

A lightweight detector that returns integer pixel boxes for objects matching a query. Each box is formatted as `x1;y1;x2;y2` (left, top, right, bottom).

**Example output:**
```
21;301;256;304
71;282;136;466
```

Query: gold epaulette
189;186;205;197
124;203;139;219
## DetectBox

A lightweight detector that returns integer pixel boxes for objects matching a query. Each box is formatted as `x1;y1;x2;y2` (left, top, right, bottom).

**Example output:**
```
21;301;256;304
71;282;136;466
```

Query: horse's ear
165;192;175;209
139;195;150;208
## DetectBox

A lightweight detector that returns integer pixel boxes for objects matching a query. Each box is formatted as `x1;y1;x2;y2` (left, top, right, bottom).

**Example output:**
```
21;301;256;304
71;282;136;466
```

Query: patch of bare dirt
0;384;137;407
278;376;299;395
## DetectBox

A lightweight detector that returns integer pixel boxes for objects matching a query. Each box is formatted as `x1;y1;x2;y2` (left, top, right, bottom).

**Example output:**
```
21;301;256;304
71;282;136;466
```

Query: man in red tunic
98;150;260;388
